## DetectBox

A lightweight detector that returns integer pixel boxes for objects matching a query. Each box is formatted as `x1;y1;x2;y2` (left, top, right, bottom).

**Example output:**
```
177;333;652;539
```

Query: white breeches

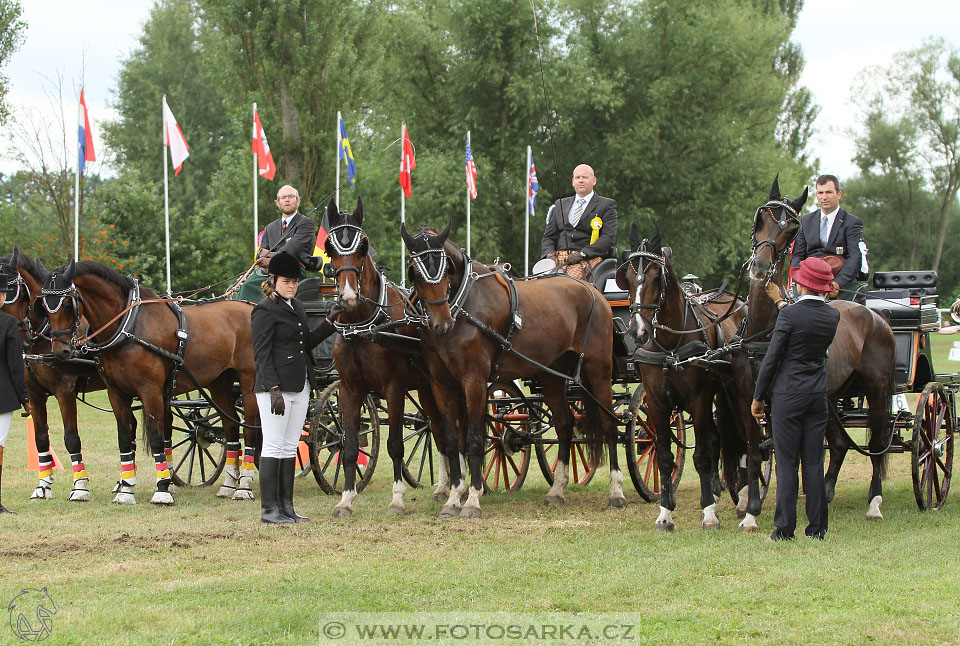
256;381;310;459
0;411;12;447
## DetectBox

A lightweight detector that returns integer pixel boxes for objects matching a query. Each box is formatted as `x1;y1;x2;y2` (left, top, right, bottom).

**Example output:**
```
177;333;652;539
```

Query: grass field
2;335;960;645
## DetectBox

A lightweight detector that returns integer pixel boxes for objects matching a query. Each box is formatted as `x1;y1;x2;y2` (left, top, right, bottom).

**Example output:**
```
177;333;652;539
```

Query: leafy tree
0;0;25;124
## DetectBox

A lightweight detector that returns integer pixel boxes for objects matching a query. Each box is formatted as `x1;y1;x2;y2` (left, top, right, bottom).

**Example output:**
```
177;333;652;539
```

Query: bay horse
321;197;452;517
401;223;620;518
0;247;112;501
620;224;746;530
738;175;894;527
41;260;260;505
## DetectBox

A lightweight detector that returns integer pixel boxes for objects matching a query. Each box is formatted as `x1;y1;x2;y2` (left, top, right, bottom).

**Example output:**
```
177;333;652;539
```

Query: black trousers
771;391;828;539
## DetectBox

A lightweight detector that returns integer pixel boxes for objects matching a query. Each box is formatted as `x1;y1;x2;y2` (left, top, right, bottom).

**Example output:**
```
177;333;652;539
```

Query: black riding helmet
267;251;302;279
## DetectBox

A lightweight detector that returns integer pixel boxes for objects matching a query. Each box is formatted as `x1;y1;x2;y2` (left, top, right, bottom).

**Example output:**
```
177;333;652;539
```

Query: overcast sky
1;0;957;182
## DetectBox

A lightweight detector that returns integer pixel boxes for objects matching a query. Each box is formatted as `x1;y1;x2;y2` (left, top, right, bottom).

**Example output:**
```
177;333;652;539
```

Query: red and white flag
162;95;190;176
77;88;96;173
252;108;276;180
398;122;416;198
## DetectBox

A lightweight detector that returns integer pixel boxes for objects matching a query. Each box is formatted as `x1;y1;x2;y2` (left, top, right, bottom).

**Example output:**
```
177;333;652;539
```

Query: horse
739;175;895;526
40;260;261;505
619;223;746;530
401;222;621;518
321;197;453;517
0;247;112;501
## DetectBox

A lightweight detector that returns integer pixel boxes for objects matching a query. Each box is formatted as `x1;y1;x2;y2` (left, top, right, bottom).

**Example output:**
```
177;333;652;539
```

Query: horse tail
714;391;743;490
579;383;608;468
867;311;894;481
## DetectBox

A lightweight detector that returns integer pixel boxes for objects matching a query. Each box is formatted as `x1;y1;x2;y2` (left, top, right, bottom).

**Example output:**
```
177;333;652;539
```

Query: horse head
323;196;370;311
401;221;456;334
0;247;35;351
39;259;83;360
748;174;808;281
620;223;675;345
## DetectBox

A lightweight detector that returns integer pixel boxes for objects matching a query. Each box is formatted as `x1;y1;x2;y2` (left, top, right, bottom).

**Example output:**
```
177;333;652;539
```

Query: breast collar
75;278;143;354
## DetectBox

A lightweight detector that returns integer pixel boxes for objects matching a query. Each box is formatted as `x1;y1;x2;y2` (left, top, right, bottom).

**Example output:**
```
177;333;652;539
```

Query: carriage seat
865;271;939;330
871;271;938;296
296;277;338;303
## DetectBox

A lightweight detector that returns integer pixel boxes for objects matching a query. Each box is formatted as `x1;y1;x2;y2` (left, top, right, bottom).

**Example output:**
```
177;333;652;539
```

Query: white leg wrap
739;512;759;532
150;490;175;505
388;480;407;514
112;483;136;505
216;465;240;498
867;495;883;520
232;474;255;501
68;478;91;502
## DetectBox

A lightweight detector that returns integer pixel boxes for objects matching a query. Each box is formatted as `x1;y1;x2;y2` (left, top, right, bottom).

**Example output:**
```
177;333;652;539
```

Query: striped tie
570;198;586;227
281;220;287;237
819;215;829;247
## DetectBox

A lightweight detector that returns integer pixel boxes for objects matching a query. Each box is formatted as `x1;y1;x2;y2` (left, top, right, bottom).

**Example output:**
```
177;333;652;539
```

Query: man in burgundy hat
751;257;840;541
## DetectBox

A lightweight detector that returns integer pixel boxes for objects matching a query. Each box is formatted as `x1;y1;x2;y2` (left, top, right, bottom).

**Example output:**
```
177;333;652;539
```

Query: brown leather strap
74;297;181;346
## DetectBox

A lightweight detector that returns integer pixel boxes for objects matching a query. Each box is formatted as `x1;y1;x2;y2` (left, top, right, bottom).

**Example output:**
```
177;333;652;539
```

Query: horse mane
0;251;44;283
73;261;160;299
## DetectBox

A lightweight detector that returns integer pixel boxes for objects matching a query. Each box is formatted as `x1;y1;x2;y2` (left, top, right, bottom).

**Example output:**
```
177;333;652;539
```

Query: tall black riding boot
0;447;15;514
259;457;293;524
278;457;310;522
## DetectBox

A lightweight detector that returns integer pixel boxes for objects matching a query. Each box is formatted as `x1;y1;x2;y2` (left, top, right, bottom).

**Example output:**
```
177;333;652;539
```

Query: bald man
540;164;618;280
238;185;317;302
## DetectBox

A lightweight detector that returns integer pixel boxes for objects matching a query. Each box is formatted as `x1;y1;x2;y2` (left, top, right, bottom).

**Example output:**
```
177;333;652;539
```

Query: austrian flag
252;109;276;181
162;95;190;175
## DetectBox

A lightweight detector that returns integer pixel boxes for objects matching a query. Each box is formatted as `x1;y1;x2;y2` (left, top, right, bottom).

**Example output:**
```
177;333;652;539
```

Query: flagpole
466;130;473;255
163;95;172;295
253;102;259;257
336;111;342;209
73;114;81;262
525;146;531;276
400;121;406;288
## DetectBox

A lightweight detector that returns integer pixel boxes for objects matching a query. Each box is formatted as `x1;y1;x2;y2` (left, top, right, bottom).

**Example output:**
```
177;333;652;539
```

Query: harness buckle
176;329;188;341
513;312;523;330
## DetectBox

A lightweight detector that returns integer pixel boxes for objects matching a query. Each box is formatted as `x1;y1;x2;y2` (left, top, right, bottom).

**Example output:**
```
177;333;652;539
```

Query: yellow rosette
589;216;603;244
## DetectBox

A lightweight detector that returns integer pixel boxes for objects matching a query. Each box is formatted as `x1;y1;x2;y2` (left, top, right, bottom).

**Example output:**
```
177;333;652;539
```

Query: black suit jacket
791;208;863;287
251;296;335;393
0;312;28;414
541;194;618;259
260;212;317;266
753;299;841;399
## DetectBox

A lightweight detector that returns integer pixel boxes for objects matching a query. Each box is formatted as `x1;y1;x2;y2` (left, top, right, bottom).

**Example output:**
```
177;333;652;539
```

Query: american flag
527;154;539;215
465;132;478;200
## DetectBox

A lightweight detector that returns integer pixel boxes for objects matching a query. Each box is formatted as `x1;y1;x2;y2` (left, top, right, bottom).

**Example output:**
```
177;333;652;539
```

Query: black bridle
327;223;367;285
749;199;801;282
1;270;39;348
40;279;85;349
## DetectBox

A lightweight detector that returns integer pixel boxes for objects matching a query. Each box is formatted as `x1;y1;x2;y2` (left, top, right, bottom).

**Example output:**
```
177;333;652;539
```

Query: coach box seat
865;271;939;330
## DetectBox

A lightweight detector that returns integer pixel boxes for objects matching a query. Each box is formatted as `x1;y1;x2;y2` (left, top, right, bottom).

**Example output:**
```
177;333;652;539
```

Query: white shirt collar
281;214;296;228
574;192;594;205
797;294;825;302
821;206;839;219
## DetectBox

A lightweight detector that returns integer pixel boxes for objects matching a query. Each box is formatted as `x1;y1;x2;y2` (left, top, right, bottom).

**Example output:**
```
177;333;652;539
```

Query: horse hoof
386;504;405;516
738;524;760;533
216;487;236;498
30;487;52;500
232;489;255;501
112;493;136;505
608;496;627;509
150;491;175;506
655;521;675;532
702;520;720;531
68;490;91;502
866;511;884;521
825;480;836;503
432;491;448;503
543;495;565;507
332;507;353;519
438;504;461;518
459;506;482;519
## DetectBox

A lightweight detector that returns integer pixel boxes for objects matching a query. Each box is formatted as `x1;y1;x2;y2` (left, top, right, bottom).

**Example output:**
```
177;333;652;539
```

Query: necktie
280;220;287;237
819;215;829;247
570;198;586;227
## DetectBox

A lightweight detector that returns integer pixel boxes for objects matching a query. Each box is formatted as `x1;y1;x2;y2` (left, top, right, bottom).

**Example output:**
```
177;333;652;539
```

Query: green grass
1;337;960;644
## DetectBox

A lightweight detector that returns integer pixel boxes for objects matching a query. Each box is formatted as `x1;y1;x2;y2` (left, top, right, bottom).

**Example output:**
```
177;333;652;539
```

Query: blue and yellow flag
339;114;357;186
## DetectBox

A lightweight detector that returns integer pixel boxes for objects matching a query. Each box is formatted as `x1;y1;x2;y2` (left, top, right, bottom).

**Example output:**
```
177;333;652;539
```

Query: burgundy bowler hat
793;257;835;293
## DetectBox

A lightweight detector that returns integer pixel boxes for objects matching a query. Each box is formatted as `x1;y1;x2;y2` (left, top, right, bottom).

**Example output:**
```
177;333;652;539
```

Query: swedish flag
339;114;357;186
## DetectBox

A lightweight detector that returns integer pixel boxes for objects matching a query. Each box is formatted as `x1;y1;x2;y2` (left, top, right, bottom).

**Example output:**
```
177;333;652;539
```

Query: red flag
398;122;416;198
252;108;276;181
162;95;190;175
78;89;96;173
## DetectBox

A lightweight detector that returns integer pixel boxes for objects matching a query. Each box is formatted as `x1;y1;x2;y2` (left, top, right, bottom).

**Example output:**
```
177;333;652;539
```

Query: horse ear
649;223;661;254
769;173;781;201
629;223;641;251
400;222;415;250
358;236;369;258
326;198;339;223
11;246;20;268
791;186;809;212
437;221;451;246
36;258;49;281
63;259;77;283
354;195;364;226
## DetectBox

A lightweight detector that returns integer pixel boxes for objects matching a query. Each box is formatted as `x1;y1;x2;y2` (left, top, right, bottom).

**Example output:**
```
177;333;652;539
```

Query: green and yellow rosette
589;216;603;244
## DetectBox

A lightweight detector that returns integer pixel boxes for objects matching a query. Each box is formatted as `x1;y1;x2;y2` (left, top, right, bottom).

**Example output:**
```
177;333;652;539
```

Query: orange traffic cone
25;417;64;471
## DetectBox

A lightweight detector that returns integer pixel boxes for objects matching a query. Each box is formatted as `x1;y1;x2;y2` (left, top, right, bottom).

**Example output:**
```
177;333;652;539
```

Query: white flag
162;95;190;175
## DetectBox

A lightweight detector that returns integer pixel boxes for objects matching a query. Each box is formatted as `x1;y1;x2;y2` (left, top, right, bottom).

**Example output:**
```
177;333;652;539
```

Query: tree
854;38;960;272
0;0;25;124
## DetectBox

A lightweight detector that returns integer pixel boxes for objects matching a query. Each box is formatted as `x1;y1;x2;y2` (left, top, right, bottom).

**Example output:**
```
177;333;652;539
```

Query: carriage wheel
624;384;686;502
911;382;954;511
535;398;599;486
168;394;227;487
483;382;533;492
309;381;381;495
400;392;436;489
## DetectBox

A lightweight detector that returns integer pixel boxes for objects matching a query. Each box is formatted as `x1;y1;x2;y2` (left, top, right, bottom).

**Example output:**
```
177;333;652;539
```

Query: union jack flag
465;132;478;200
527;154;539;216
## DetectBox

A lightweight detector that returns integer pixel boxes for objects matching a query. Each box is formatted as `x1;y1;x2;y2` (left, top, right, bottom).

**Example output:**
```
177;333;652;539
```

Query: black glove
326;303;344;323
565;251;584;265
269;386;285;416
